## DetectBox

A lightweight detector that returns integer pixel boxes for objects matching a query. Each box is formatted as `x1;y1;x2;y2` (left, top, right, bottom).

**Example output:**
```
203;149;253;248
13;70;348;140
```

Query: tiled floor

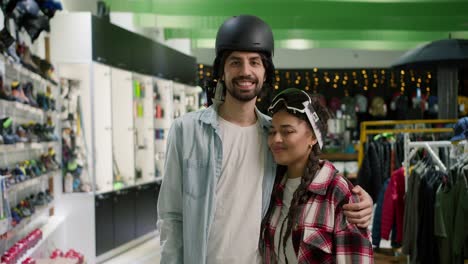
101;237;161;264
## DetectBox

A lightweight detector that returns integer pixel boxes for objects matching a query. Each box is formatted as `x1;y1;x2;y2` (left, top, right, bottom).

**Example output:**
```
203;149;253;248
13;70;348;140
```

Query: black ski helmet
215;15;274;58
212;15;275;87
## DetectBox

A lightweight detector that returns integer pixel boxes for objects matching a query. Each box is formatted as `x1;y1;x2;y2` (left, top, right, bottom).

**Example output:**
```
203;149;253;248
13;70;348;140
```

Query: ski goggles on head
268;88;324;149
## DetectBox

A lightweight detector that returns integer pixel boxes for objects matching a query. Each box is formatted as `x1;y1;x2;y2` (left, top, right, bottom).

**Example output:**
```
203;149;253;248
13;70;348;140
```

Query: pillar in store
437;65;458;119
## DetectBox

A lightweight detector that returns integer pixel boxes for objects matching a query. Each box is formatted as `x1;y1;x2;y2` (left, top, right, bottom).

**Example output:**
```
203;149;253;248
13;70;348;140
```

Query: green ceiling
103;0;468;50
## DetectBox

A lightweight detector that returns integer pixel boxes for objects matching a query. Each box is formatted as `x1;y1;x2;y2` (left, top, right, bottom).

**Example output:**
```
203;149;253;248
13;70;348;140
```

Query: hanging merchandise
1;0;62;44
457;95;468;117
60;78;90;193
381;167;405;245
0;175;10;235
357;134;395;201
369;96;387;118
341;95;356;118
358;95;370;112
401;135;458;264
427;95;439;117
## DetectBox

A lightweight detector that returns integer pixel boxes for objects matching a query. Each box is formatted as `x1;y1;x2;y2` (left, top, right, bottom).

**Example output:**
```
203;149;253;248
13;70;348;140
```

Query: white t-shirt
274;177;301;264
206;116;265;264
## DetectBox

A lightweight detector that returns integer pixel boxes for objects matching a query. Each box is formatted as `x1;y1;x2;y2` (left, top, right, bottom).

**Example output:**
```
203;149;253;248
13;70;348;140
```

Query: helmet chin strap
213;81;225;104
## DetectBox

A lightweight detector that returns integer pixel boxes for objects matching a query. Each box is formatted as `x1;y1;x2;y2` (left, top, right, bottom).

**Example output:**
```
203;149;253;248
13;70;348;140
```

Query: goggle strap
303;101;323;150
268;98;307;114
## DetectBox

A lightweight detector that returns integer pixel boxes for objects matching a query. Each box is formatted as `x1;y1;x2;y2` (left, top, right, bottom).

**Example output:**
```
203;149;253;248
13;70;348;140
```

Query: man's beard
225;77;263;102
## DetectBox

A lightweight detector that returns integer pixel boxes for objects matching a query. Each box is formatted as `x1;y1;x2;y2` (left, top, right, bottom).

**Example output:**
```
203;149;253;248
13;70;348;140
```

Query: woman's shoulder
321;161;356;203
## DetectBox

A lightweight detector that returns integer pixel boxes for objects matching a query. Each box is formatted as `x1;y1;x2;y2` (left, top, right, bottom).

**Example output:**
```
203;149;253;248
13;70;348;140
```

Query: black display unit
113;188;137;248
91;16;197;85
95;193;115;256
135;183;160;237
95;182;161;256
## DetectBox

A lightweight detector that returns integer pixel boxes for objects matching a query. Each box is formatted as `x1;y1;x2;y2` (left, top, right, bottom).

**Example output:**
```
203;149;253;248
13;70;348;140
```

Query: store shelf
0;142;60;153
96;178;161;196
0;100;60;120
7;170;59;194
154;118;171;129
134;177;162;186
16;215;66;264
2;202;55;239
319;153;358;161
1;54;59;89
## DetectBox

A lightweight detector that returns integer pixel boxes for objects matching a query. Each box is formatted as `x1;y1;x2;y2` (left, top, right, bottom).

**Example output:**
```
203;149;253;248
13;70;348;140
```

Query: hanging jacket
358;141;383;201
402;162;424;263
372;178;390;248
417;168;443;264
381;167;405;243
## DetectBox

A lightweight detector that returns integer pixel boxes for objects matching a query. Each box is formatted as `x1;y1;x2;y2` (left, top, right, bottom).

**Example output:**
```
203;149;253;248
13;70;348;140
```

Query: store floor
101;237;161;264
98;237;406;264
101;235;404;264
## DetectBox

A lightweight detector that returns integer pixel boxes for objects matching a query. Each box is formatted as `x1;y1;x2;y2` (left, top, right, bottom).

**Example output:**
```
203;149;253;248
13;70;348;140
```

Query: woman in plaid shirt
260;88;373;264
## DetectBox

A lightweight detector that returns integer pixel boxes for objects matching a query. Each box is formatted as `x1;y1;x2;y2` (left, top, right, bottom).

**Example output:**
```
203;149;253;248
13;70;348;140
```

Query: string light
195;64;435;104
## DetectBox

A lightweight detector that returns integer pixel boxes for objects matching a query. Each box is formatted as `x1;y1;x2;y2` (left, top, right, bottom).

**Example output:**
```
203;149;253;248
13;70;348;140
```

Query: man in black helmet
158;15;373;264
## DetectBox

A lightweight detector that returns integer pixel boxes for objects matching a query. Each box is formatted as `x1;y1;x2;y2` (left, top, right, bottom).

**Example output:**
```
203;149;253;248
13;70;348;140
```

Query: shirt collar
275;161;337;197
307;161;337;195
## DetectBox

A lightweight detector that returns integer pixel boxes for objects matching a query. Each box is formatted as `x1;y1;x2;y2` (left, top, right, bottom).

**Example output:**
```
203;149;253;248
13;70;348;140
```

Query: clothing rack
402;133;452;192
402;134;454;264
358;119;457;167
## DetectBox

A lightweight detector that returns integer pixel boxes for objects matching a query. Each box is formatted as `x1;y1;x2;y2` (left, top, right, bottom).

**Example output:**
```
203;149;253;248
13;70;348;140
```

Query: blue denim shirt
157;103;277;264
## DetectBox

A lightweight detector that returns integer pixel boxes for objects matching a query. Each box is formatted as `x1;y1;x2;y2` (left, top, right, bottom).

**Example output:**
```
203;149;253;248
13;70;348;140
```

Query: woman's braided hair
261;91;331;263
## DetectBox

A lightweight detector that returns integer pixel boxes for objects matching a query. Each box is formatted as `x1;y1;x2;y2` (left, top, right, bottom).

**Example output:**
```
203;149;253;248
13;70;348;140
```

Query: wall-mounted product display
111;67;135;189
133;74;155;184
50;12;200;262
153;78;173;178
172;82;186;119
60;78;90;193
0;53;61;258
185;86;204;113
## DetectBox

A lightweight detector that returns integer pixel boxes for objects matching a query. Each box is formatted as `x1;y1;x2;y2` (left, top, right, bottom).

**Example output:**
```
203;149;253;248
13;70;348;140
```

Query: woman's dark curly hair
261;89;331;263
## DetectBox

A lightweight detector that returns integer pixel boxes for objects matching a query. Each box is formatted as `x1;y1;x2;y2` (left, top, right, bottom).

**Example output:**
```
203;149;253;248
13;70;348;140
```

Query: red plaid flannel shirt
261;161;374;264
